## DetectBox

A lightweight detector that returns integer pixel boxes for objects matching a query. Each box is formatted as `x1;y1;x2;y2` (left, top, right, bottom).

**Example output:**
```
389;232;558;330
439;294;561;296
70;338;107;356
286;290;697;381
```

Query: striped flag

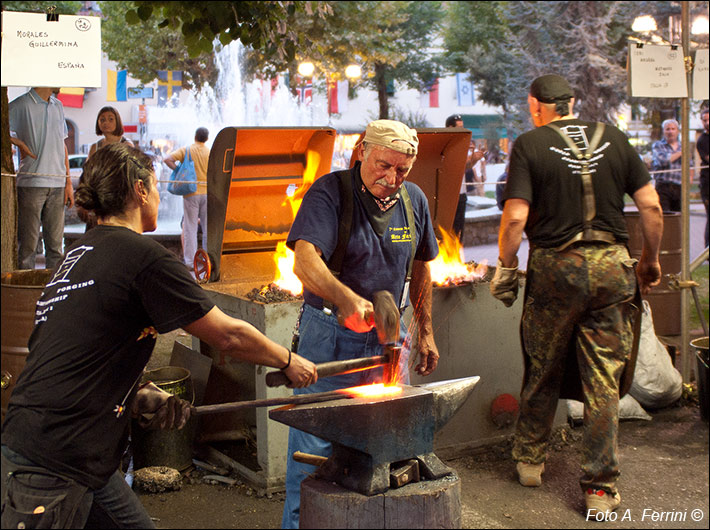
157;70;183;107
57;87;85;108
420;78;439;108
107;70;127;102
328;80;349;114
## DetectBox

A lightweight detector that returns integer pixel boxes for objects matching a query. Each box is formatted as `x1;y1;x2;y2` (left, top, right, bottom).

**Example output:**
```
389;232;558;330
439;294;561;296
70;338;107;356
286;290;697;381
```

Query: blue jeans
1;445;154;529
280;304;410;529
17;186;66;270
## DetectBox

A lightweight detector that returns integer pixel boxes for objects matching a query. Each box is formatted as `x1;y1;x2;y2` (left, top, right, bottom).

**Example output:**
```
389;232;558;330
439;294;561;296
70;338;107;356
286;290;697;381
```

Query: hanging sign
692;48;709;101
628;43;688;98
1;11;101;88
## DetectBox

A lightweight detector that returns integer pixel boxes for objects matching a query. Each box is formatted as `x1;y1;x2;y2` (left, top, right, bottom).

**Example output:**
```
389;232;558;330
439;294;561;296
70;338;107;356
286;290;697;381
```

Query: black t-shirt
697;131;709;183
2;226;214;489
286;164;439;310
504;119;650;248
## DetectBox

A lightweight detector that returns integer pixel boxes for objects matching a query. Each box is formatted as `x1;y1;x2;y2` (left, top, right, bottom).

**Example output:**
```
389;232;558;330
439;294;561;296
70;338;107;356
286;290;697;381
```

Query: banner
57;87;84;108
106;69;127;101
157;70;183;107
420;78;439;108
328;80;349;114
456;73;475;106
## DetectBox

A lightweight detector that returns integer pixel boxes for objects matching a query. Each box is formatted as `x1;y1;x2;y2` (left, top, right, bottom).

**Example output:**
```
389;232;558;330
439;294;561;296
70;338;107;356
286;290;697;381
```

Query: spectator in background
651;118;693;212
697;109;709;248
9;87;74;270
471;140;487;197
88;106;134;158
165;127;210;269
80;107;134;231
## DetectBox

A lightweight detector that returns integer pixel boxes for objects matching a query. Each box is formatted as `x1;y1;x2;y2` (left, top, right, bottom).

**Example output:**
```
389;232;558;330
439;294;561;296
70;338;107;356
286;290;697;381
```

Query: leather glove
132;382;192;430
490;258;519;307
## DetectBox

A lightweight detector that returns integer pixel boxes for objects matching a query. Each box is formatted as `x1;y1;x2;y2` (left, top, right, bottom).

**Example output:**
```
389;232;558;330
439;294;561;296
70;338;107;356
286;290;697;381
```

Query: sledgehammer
265;290;402;388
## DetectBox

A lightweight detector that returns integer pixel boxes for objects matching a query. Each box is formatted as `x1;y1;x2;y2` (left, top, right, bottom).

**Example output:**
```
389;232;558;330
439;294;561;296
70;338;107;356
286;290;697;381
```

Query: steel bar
193;390;347;416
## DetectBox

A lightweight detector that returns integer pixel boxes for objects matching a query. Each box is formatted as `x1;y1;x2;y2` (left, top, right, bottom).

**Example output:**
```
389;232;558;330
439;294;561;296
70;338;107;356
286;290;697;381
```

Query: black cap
530;74;574;103
445;114;462;127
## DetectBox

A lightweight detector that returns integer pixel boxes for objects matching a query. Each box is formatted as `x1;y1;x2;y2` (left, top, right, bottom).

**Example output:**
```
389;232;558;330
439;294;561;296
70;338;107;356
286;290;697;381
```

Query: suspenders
545;122;617;251
324;169;416;312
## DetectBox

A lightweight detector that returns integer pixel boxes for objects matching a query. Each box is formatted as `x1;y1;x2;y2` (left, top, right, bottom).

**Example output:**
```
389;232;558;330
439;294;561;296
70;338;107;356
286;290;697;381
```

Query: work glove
132;382;192;430
490;258;519;307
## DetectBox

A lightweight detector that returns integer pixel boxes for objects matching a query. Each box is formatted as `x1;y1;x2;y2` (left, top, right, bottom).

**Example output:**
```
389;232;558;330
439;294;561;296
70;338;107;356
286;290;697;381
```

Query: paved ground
135;397;708;529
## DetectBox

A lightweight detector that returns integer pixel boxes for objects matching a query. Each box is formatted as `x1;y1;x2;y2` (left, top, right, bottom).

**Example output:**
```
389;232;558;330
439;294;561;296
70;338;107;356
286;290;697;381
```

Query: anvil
269;376;480;495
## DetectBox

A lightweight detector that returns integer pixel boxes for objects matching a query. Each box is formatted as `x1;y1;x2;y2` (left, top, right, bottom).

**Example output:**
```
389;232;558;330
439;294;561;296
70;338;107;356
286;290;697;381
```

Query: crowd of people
2;76;706;530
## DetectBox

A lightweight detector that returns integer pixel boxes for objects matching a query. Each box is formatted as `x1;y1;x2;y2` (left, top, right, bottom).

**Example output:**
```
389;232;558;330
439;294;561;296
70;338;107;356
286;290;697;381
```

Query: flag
299;81;312;105
56;87;84;108
420;78;439;108
157;70;183;107
107;70;127;102
328;80;349;114
456;73;475;106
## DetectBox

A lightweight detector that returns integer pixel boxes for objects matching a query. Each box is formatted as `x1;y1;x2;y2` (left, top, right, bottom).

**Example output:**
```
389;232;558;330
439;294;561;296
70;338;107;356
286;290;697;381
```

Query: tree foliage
444;1;657;138
298;1;446;120
100;2;218;91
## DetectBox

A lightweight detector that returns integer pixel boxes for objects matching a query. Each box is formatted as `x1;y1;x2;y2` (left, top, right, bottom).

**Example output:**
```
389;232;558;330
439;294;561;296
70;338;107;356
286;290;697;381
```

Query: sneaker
586;488;621;516
516;462;544;487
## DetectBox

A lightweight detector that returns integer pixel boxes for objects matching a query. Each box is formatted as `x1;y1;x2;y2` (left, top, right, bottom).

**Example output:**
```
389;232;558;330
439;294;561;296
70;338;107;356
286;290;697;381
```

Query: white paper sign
628;43;688;98
692;48;709;101
1;11;101;88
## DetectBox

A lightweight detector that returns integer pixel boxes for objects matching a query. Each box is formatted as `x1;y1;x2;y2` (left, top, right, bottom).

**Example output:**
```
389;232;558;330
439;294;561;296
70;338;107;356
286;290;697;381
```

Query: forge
188;126;565;492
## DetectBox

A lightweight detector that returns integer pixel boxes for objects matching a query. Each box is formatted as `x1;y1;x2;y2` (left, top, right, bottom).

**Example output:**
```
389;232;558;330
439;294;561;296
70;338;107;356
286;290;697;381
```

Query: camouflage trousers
512;242;637;494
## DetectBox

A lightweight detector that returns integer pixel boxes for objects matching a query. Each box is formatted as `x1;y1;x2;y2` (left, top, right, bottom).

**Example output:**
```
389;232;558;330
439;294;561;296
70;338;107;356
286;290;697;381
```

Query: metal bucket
625;212;681;336
131;366;196;471
691;337;709;422
1;269;54;422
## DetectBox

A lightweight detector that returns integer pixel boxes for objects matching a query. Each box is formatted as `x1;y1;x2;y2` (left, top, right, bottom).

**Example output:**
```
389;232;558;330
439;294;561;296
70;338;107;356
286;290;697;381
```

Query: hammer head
372;290;400;345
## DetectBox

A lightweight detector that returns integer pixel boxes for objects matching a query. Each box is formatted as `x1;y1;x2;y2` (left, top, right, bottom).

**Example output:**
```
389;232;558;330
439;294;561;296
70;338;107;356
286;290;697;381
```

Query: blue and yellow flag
107;70;127;102
157;70;183;107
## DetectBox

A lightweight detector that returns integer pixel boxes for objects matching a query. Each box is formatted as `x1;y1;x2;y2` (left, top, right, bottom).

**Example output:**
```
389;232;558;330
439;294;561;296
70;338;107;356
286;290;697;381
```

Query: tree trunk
375;63;389;120
1;87;18;273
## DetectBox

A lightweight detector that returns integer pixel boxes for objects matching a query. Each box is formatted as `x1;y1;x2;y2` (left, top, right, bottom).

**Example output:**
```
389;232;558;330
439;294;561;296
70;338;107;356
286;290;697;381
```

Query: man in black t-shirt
490;74;663;518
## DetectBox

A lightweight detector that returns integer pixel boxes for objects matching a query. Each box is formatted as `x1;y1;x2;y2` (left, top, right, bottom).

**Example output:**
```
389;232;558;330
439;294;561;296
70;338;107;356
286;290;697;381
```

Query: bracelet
282;349;292;370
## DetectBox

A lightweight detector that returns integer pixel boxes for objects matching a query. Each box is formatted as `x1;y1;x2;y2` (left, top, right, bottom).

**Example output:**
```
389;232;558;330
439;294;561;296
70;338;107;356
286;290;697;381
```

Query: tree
444;1;654;139
100;2;218;91
123;1;445;121
317;1;446;120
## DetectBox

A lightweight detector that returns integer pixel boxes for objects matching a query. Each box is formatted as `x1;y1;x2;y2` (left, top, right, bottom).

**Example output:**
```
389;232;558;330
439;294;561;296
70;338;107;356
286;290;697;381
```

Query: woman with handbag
164;127;210;270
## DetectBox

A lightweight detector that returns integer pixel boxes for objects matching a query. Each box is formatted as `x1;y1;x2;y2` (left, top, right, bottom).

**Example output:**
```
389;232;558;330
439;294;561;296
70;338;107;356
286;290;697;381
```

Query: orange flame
272;149;324;293
429;227;488;286
272;241;302;295
337;383;404;399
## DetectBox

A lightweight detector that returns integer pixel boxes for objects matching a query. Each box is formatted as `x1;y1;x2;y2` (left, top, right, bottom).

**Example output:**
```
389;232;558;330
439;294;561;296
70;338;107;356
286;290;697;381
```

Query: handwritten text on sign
1;11;101;88
629;43;687;98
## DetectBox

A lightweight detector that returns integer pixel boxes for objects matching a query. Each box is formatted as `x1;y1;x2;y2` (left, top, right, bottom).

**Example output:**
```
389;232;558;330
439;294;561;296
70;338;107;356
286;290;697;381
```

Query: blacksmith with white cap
281;119;440;528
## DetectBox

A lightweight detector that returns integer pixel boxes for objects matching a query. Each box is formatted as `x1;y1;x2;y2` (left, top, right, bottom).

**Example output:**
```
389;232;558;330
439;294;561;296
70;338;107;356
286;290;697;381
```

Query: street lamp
298;61;315;78
345;64;362;80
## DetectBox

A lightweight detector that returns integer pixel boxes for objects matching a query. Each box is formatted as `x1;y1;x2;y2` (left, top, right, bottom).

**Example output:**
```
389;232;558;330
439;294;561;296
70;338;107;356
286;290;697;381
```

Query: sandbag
629;301;682;408
566;394;651;424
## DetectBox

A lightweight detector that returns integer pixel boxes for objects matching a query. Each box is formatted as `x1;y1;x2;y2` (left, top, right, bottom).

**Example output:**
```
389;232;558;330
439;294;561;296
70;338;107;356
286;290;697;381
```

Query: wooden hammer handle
292;451;328;467
265;355;387;387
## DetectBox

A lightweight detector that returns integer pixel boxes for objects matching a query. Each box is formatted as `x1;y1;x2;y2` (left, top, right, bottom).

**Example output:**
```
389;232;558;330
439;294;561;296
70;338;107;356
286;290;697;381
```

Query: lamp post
297;61;362;125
